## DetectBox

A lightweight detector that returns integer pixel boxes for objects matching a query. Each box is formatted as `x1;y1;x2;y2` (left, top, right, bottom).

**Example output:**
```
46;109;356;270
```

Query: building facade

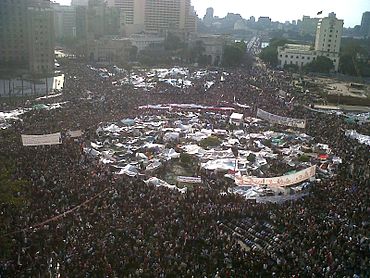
27;2;55;74
192;34;226;66
278;12;343;71
107;0;197;36
0;0;29;70
53;4;77;40
0;0;55;75
71;0;89;6
129;33;165;52
360;12;370;37
299;16;319;36
278;44;316;68
88;37;132;64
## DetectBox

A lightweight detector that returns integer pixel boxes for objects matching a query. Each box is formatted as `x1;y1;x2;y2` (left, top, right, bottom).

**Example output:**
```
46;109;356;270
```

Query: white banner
21;132;62;146
345;130;370;146
257;108;306;128
176;176;202;184
235;165;316;187
67;130;83;138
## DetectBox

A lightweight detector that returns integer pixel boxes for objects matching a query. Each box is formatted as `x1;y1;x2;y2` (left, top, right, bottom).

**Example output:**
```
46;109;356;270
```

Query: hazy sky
53;0;369;27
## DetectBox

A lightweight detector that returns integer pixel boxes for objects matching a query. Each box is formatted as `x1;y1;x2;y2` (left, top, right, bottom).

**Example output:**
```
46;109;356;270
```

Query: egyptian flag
317;11;323;15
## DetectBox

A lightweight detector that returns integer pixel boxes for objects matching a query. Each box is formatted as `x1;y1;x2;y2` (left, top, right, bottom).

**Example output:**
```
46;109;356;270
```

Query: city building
75;6;88;39
72;0;122;40
299;16;319;36
87;0;122;39
234;20;248;31
257;17;271;28
0;0;55;75
107;0;145;35
278;44;316;68
71;0;89;6
203;7;214;26
129;33;165;52
191;34;226;66
88;37;132;64
360;11;370;37
278;12;343;71
53;4;77;40
107;0;197;37
27;1;55;74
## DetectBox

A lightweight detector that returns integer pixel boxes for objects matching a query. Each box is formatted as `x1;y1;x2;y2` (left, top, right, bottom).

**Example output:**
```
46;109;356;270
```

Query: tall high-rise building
27;1;55;74
53;3;77;40
203;7;214;26
314;12;343;71
109;0;145;34
87;0;121;38
107;0;197;36
360;11;370;37
0;0;55;74
73;0;121;40
315;12;343;54
0;0;29;69
76;6;88;39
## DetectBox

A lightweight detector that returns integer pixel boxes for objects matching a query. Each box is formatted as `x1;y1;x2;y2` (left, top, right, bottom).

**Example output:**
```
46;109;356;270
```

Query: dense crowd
0;58;368;277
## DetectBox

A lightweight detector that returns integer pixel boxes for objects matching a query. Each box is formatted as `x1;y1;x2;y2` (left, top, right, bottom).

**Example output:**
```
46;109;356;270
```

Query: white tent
230;113;244;125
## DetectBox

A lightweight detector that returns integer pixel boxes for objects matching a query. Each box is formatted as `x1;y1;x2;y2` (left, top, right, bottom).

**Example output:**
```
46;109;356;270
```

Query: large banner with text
235;165;316;187
21;132;62;146
257;108;306;128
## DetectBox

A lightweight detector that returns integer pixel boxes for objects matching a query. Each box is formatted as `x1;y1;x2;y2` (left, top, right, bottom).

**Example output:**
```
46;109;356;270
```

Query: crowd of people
0;58;368;277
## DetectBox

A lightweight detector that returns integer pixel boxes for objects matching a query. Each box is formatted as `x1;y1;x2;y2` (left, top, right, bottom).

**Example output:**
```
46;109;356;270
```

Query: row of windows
281;57;337;63
280;54;312;60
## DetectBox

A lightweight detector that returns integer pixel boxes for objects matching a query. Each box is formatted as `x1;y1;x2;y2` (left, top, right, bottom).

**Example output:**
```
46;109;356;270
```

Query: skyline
52;0;369;28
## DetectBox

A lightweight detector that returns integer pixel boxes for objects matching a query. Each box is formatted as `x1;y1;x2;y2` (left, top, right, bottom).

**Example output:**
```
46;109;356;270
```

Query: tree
222;42;246;67
284;64;299;72
164;33;183;51
128;46;138;61
259;38;290;66
339;38;370;77
304;56;334;73
189;40;206;63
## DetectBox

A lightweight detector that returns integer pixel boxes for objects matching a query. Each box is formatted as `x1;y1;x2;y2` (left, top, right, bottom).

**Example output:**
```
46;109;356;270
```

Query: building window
285;55;288;58
307;57;310;60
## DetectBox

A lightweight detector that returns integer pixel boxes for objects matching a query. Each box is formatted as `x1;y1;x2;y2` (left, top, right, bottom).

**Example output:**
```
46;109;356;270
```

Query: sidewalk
313;104;370;112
